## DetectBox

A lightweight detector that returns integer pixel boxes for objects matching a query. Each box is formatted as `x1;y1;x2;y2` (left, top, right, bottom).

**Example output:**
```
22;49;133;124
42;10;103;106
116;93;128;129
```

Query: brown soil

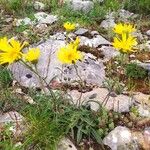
125;78;150;94
135;51;150;62
78;45;105;59
105;57;150;94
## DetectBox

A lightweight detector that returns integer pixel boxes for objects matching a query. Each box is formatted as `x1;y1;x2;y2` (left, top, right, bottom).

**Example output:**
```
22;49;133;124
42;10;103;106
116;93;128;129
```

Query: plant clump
125;63;148;79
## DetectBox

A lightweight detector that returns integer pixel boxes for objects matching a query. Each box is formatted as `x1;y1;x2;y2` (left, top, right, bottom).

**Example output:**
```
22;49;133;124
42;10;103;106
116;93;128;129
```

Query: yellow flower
0;37;28;65
73;37;80;48
24;48;40;63
57;44;82;64
70;37;80;49
63;22;76;31
113;23;136;34
112;34;137;53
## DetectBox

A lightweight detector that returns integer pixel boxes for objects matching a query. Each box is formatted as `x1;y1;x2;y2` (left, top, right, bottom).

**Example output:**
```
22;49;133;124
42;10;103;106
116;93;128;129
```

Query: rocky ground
0;0;150;150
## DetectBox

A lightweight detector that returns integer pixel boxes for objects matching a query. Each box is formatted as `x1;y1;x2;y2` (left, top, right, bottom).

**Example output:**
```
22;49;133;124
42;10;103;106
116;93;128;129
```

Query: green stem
20;60;56;101
74;64;84;86
74;64;85;107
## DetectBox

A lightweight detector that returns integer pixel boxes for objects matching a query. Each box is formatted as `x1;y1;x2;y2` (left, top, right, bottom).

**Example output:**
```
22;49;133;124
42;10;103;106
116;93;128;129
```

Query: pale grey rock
36;23;47;29
58;138;77;150
68;33;77;39
146;30;150;36
138;41;150;51
132;32;145;41
129;54;136;59
79;35;111;48
34;1;45;11
69;88;134;112
10;38;105;88
105;9;137;22
16;12;57;26
16;17;32;26
146;40;150;50
10;39;65;88
105;12;116;20
15;142;23;148
100;46;119;62
103;126;132;150
132;130;150;150
133;92;150;107
0;111;23;123
145;40;150;51
92;35;111;47
63;57;105;86
35;23;48;33
22;30;30;36
137;105;150;118
5;17;13;23
66;0;94;13
34;12;58;24
0;111;25;137
10;62;40;87
50;32;66;40
91;30;99;36
100;18;116;29
74;28;88;35
93;0;104;2
144;127;150;144
138;62;150;71
79;36;92;47
119;9;138;21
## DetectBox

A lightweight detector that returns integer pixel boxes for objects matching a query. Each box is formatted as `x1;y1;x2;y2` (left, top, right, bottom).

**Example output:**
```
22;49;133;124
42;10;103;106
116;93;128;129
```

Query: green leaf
77;125;83;144
108;122;115;130
80;116;95;126
98;128;104;137
91;128;103;145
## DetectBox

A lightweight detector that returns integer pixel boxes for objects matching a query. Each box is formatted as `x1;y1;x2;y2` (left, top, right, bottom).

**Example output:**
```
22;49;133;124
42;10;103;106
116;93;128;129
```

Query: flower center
68;53;74;60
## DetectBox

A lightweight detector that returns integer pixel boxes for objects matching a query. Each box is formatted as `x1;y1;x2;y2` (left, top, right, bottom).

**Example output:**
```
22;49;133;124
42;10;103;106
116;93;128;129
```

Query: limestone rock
79;35;111;48
138;62;150;72
68;33;76;39
10;39;65;88
103;126;132;150
137;105;150;118
16;12;58;26
58;138;77;150
34;12;58;25
5;17;13;23
34;1;45;11
69;88;133;112
93;0;104;3
50;32;66;40
146;30;150;36
74;28;89;35
16;17;33;26
144;128;150;147
104;126;150;150
0;111;25;137
118;9;138;21
133;92;150;107
91;30;99;36
35;23;48;34
138;41;150;51
0;111;23;123
132;129;150;150
92;35;111;47
132;32;145;41
66;0;94;13
100;18;116;29
10;38;105;88
100;46;119;62
105;9;138;22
